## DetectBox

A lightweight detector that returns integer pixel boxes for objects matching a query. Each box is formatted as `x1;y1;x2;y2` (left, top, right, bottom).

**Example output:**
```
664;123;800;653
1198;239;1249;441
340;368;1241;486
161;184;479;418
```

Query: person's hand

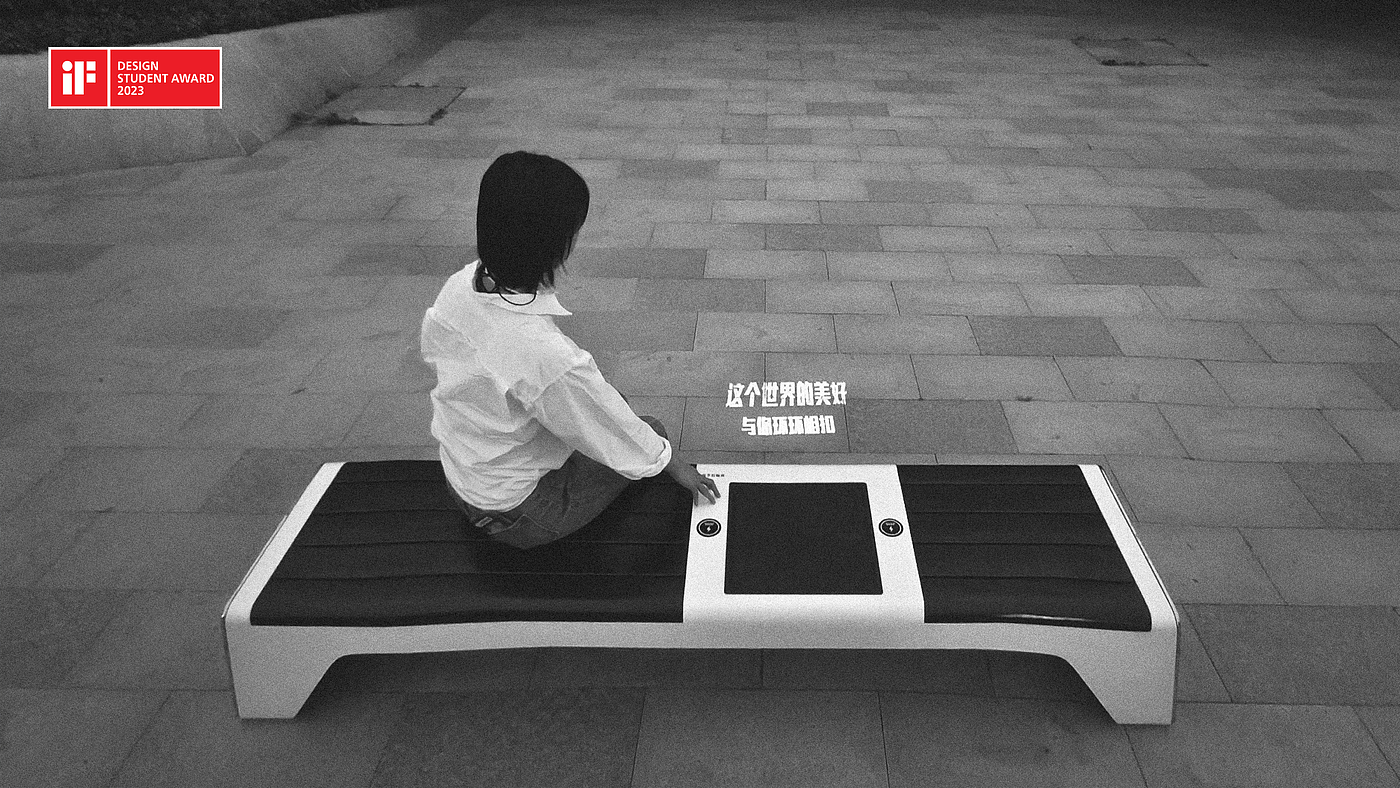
665;455;720;505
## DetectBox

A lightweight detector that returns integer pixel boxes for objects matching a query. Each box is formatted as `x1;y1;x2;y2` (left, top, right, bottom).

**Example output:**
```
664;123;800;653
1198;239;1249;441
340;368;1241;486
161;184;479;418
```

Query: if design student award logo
49;47;221;109
49;48;108;107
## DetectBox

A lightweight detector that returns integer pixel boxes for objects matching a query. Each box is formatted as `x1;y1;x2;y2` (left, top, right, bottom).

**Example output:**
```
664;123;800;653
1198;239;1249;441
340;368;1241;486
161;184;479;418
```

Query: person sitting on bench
420;150;720;550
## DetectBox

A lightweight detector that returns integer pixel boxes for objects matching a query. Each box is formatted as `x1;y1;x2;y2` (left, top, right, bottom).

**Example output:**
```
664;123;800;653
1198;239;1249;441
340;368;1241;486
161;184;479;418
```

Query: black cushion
898;465;1153;632
250;462;1153;633
250;461;694;626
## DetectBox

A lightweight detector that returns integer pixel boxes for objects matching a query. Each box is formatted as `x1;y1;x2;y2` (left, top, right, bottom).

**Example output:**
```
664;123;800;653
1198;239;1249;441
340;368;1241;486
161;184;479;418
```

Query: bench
222;461;1177;723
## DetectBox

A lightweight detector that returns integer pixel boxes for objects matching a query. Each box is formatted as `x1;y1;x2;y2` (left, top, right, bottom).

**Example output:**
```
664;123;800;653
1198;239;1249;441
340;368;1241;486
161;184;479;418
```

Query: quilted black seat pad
251;462;1152;633
250;461;694;627
898;465;1152;632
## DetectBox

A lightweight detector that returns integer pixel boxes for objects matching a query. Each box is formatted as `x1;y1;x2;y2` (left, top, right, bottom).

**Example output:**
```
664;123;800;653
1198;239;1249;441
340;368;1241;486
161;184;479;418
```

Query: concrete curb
0;1;488;180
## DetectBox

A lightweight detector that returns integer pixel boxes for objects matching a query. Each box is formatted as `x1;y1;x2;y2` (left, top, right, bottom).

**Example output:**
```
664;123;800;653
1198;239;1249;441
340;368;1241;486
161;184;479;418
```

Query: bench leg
228;638;341;719
1062;643;1176;725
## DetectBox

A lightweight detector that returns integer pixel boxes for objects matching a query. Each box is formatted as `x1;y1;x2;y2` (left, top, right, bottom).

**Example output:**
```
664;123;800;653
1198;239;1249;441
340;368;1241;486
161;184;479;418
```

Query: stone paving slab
1244;528;1400;605
695;312;836;352
913;355;1072;401
1;393;195;449
0;688;168;788
0;510;91;587
1174;615;1231;703
1310;258;1400;290
635;689;886;788
1018;283;1162;318
971;316;1122;356
298;333;435;393
112;690;404;788
376;688;644;788
556;276;640;311
178;393;373;448
5;0;1400;783
19;447;244;512
1144;286;1297;322
1126;704;1400;788
1278;290;1400;325
197;447;345;513
1162;405;1361;463
1004;401;1186;456
1181;256;1330;288
340;393;434;447
766;280;896;313
847;399;1015;454
706;249;826;278
1060;254;1199;286
760;649;991;695
32;512;274;591
316;86;469;125
596;350;764;397
1058;356;1229;405
1187;604;1400;705
1247;323;1400;364
1133;523;1284;604
531;648;760;690
67;591;230;691
1103;317;1271;362
893;281;1027;315
829;251;950;281
1205;361;1391;410
834;315;977;354
1107;457;1324;528
556;311;698;354
882;694;1141;788
1326;410;1400;462
1359;708;1400;783
0;587;131;687
1283;463;1400;530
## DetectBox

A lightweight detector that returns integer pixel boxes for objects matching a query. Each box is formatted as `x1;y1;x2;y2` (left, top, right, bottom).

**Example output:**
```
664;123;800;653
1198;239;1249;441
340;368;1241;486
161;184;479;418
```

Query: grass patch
0;0;433;55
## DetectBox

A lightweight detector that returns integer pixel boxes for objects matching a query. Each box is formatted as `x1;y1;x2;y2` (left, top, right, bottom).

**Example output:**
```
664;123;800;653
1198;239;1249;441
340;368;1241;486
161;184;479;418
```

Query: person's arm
531;358;718;504
662;451;720;505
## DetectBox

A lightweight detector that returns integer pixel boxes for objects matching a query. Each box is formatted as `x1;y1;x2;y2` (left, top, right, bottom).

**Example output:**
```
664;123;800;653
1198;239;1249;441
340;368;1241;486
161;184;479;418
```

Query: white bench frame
223;463;1177;723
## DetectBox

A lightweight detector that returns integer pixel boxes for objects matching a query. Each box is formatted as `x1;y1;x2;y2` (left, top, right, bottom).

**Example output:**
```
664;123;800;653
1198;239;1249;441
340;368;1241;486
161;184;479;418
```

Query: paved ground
3;0;1400;785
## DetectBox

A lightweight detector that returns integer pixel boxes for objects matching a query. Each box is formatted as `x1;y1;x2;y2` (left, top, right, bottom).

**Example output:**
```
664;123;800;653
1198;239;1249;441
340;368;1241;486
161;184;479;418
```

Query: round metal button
878;518;903;537
697;518;721;537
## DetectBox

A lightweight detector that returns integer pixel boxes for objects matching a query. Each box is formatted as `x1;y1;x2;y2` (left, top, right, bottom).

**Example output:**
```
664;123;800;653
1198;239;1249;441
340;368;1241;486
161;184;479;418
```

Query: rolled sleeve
530;358;672;480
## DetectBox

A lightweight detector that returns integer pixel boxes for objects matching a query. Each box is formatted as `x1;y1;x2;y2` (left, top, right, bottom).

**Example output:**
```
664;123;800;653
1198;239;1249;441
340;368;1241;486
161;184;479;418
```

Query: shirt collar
469;260;571;316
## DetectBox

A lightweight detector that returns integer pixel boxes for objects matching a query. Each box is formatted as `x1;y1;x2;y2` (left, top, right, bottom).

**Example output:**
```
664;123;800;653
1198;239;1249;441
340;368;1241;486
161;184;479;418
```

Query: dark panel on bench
724;482;881;595
251;461;694;627
898;465;1152;632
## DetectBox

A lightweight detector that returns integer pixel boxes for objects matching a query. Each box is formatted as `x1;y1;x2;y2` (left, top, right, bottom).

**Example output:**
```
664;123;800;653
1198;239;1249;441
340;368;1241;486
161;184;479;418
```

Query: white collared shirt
421;260;672;511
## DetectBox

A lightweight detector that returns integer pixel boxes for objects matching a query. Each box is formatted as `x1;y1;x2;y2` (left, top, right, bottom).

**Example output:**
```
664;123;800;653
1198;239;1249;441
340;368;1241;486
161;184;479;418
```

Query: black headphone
477;263;537;306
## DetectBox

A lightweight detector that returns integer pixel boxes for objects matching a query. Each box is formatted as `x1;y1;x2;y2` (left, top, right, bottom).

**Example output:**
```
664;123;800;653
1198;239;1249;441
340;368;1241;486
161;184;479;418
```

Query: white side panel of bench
222;462;345;718
225;616;1174;721
224;461;345;629
1080;464;1178;635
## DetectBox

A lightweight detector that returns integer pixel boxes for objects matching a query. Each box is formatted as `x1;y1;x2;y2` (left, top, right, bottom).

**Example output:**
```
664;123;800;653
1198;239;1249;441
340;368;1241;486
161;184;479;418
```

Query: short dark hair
476;151;590;292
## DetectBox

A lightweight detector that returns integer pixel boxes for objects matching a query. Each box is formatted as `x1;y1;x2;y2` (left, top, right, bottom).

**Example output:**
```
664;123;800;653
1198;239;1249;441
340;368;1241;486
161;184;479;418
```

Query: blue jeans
448;416;667;550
